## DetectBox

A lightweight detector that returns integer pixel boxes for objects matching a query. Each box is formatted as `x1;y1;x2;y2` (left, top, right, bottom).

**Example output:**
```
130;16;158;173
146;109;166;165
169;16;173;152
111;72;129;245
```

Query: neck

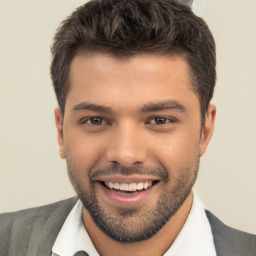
83;193;193;256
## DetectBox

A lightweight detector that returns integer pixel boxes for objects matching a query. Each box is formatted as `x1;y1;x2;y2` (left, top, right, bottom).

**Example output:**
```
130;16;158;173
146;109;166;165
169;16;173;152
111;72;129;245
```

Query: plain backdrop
0;0;255;234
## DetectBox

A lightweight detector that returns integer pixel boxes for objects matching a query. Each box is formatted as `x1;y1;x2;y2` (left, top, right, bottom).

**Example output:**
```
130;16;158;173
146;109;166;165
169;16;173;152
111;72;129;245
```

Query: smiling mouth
101;180;159;195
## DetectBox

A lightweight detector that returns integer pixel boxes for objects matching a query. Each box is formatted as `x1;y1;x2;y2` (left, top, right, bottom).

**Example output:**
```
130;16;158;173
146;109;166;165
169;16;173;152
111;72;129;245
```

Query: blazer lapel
206;210;256;256
27;197;78;256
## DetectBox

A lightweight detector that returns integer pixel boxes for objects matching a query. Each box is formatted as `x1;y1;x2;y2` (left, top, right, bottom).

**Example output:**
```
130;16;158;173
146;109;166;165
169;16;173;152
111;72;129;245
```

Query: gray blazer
0;197;255;256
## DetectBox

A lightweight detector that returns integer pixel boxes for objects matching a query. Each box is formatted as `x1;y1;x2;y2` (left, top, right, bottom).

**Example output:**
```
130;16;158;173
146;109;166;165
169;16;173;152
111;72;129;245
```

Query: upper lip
92;175;160;184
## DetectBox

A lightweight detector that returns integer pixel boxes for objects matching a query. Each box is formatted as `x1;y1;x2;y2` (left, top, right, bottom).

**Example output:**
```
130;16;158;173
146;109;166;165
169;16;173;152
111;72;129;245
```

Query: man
0;0;255;255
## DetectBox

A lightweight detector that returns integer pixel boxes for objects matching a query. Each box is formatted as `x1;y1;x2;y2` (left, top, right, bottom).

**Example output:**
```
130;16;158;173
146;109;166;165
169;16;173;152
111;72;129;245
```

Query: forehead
69;53;192;83
66;53;199;112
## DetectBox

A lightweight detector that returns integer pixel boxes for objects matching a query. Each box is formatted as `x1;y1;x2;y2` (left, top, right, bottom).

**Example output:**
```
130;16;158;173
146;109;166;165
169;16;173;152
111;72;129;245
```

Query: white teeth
114;182;120;190
136;182;144;190
143;181;148;189
104;181;154;191
120;183;129;190
108;181;114;189
128;183;137;191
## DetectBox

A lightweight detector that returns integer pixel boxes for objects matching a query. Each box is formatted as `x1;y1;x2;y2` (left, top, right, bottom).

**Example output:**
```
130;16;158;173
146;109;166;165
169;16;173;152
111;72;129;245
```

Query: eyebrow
73;102;113;113
72;100;186;114
141;100;186;113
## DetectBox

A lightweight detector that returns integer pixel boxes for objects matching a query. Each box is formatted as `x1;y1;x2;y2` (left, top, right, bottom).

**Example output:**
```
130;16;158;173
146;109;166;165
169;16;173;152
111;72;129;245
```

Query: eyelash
79;117;110;126
146;116;177;125
79;116;177;126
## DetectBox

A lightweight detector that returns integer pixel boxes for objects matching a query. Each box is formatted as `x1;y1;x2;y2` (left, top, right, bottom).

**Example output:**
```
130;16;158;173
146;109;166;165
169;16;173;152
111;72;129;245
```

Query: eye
147;116;176;125
90;117;103;125
80;117;108;126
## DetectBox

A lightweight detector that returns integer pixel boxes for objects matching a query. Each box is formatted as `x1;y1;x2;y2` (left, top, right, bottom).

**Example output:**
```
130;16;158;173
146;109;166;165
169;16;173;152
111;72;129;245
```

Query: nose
106;121;147;167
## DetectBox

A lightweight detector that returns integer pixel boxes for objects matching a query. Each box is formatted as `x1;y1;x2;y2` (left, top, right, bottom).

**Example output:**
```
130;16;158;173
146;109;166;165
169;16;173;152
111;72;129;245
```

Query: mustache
90;163;169;181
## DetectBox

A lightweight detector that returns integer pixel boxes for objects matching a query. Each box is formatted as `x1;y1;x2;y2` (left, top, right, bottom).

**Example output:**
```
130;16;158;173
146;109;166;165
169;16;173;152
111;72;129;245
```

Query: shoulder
206;210;256;256
0;197;78;255
0;197;77;224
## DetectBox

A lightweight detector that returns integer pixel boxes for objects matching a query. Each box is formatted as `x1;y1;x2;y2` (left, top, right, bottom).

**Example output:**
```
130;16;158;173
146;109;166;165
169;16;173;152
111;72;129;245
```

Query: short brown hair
51;0;216;123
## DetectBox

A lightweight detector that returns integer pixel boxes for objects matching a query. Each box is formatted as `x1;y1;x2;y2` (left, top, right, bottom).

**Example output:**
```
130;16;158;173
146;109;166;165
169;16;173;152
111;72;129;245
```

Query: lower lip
97;182;157;206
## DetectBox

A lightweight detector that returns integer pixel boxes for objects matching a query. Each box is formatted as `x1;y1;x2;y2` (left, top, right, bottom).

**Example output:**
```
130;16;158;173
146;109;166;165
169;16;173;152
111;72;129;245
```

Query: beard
66;159;199;243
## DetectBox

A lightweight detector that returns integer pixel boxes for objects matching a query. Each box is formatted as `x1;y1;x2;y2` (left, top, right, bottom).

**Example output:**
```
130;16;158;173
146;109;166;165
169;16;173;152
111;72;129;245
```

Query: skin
55;53;216;256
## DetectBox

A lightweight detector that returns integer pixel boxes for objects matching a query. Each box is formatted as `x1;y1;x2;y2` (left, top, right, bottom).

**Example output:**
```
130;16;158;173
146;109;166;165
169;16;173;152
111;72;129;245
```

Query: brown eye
154;117;167;125
90;117;103;125
80;116;107;126
146;116;177;126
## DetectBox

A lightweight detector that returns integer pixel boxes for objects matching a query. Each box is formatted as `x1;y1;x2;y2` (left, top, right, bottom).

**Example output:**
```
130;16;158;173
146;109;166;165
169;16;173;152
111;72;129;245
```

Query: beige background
0;0;255;234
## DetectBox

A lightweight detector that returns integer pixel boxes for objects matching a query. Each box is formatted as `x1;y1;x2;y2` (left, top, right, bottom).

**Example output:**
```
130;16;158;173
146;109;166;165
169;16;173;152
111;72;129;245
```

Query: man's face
55;54;215;242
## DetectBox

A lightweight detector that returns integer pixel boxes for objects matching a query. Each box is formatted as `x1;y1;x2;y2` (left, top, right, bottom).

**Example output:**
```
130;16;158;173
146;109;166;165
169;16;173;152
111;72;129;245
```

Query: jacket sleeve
0;212;15;256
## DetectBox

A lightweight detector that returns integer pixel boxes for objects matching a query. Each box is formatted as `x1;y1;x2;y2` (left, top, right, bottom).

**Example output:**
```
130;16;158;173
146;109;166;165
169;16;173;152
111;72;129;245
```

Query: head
52;0;216;244
51;0;216;125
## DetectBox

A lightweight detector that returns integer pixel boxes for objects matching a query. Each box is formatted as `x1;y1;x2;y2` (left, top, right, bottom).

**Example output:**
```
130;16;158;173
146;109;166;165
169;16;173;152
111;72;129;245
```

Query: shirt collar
52;200;99;256
164;191;216;256
52;192;216;256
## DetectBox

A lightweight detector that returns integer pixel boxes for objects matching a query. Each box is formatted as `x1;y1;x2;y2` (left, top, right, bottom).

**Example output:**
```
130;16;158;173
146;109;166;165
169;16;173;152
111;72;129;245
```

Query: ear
200;104;216;156
54;108;66;159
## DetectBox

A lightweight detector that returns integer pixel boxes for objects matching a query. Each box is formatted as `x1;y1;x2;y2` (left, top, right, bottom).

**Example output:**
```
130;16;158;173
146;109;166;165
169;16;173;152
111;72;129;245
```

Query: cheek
150;130;200;169
64;131;107;175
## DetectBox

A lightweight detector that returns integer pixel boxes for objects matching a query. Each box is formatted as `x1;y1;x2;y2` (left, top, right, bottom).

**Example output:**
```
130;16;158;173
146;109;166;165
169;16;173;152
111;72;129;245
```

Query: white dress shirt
52;192;216;256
